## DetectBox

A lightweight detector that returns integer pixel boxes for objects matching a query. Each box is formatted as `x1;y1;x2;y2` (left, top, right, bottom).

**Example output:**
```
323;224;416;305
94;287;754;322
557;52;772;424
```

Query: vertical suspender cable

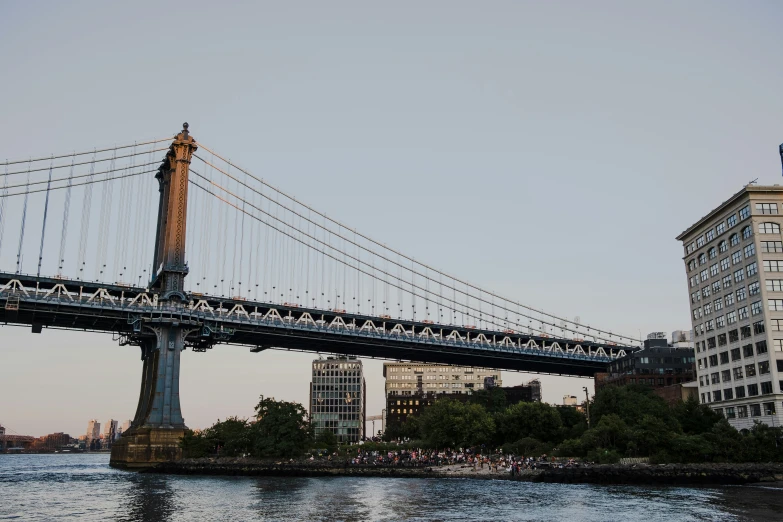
36;158;54;277
57;154;75;275
15;161;31;273
77;151;96;278
0;161;8;262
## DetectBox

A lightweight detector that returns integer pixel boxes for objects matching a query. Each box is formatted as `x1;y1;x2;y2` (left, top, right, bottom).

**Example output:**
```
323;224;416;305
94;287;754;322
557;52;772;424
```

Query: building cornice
676;185;783;242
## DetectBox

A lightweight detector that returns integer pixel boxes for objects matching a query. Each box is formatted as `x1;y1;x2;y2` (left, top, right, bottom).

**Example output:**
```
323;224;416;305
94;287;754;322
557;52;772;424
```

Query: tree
496;401;563;444
591;385;676;430
672;397;722;435
252;396;313;458
314;429;338;453
467;387;507;414
418;399;495;448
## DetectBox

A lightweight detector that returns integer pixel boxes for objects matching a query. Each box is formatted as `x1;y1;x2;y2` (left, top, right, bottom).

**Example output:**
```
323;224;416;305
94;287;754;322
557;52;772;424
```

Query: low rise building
594;336;696;391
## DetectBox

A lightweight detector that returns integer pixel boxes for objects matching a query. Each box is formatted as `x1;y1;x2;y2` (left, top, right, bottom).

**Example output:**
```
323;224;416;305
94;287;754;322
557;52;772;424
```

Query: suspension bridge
0;124;638;467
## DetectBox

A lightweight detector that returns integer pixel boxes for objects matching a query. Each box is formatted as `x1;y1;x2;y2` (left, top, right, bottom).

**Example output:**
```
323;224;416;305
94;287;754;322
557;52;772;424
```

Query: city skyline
2;1;783;438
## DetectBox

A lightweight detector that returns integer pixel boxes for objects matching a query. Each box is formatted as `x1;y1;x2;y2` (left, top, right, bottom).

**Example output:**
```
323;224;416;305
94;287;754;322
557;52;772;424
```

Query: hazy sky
2;1;783;438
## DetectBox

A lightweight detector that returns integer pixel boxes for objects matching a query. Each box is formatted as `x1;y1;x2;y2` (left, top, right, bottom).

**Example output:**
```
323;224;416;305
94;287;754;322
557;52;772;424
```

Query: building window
708;247;717;260
728;215;738;228
712;281;721;293
753;320;765;335
716;315;726;328
749;282;760;296
706;320;715;331
721;369;732;382
759;222;781;234
719;351;729;364
715;298;723;311
734;269;745;283
701;269;709;282
731;347;741;360
730;233;740;246
756;340;767;354
748;383;759;396
706;229;715;241
774;339;783;351
703;286;712;298
769;299;783;311
741;325;752;339
710;263;719;277
744;244;756;258
737;405;748;417
747;262;758;277
723;275;733;289
730;253;741;266
750;404;761;417
712;390;722;402
697;235;706;247
746;364;758;377
761;241;783;253
725;406;735;418
708;337;717;349
729;328;739;341
736;385;746;398
726;310;737;324
766;260;783;271
768;279;783;292
703;302;712;315
719;240;728;253
742;344;754;358
737;287;747;301
759;361;770;375
763;402;776;415
740;205;751;220
756;203;778;214
710;371;720;383
718;333;727;346
738;307;748;320
742;225;753;240
717;223;726;235
751;301;762;316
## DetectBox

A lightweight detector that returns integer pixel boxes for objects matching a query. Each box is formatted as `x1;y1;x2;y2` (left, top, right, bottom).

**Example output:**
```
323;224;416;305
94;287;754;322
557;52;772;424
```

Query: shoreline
143;458;783;486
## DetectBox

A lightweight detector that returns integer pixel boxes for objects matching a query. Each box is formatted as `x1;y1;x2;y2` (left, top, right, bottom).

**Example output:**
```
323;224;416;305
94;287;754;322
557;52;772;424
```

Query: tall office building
383;362;502;396
86;420;100;442
310;356;366;443
103;420;118;446
119;420;132;439
677;185;783;429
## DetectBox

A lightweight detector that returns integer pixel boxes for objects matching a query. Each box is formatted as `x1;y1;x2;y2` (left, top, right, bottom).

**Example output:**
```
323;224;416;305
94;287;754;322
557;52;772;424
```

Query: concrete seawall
143;458;783;485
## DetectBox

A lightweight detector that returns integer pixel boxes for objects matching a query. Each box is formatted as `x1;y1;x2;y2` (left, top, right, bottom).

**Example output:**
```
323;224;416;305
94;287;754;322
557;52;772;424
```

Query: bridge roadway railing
0;274;632;364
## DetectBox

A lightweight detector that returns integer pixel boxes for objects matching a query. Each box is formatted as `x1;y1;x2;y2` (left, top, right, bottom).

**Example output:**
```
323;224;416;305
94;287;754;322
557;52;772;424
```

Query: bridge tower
110;123;199;469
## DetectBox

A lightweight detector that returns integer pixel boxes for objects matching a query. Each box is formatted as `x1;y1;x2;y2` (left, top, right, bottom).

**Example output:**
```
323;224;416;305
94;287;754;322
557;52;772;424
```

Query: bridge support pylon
110;124;198;470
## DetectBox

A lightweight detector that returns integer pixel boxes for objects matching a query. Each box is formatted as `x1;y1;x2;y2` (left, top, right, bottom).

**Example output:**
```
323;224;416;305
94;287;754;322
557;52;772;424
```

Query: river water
1;454;782;521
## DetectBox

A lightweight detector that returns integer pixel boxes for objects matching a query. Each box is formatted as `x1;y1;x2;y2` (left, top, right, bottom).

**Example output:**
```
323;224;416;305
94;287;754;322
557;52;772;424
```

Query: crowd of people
332;447;582;475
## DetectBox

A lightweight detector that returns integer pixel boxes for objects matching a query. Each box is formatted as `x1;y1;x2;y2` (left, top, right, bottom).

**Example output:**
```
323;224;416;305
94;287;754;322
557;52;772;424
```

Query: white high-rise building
677;185;783;429
86;420;100;441
103;420;118;443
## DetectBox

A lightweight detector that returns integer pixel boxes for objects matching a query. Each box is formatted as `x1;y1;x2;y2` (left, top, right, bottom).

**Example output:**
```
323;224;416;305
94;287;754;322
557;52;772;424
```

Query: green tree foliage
418;399;494;448
252;396;313;458
496;401;563;444
314;429;338;453
556;406;588;440
467;387;507;413
590;384;673;428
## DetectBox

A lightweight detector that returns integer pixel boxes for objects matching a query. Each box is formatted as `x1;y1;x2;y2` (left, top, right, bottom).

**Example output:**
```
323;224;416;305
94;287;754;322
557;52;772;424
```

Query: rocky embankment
145;458;783;486
533;462;783;485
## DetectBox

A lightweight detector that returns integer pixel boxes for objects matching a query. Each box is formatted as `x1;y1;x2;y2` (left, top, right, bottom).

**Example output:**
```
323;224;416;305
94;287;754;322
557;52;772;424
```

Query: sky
1;1;783;438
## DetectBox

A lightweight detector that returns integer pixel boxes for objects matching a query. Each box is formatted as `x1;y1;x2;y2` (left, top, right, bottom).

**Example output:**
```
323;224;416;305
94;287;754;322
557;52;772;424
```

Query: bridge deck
0;272;635;377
